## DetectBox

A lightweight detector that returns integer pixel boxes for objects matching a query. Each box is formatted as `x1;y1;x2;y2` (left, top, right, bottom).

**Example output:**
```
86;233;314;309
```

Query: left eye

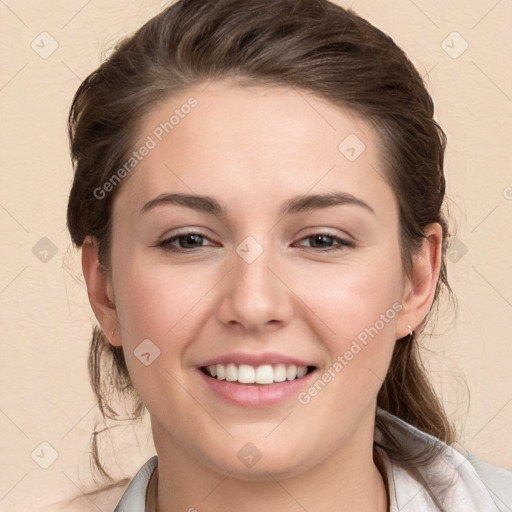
295;233;353;252
157;231;353;253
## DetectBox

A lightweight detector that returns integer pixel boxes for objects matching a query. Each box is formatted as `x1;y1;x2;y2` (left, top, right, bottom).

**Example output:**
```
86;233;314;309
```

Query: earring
407;324;414;337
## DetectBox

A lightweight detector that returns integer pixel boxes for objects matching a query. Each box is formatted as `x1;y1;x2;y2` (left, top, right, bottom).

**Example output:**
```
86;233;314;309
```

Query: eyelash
157;230;354;254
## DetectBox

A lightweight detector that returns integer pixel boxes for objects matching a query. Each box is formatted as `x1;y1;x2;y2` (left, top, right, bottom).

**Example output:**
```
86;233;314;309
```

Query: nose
216;239;294;333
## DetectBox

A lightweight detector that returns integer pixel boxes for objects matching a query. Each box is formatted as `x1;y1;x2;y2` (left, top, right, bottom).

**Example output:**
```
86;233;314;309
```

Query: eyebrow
139;191;376;217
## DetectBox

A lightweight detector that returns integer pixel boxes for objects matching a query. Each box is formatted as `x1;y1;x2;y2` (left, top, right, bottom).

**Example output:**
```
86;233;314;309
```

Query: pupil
314;235;329;247
183;234;201;248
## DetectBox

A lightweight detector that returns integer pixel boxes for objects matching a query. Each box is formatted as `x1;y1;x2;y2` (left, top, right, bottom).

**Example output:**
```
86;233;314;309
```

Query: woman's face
104;81;416;478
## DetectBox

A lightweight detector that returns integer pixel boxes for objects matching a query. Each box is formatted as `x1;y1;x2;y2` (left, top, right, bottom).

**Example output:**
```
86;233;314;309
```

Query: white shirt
114;409;512;511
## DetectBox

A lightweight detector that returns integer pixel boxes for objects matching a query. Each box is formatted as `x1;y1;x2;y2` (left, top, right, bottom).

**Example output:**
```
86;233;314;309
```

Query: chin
203;447;316;481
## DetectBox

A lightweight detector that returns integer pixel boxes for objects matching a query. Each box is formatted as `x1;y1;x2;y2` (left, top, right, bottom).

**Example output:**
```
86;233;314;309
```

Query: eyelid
157;228;216;247
294;231;354;252
157;228;354;253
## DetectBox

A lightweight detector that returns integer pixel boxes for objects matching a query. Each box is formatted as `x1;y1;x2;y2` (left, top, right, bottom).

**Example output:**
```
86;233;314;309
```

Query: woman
66;0;512;510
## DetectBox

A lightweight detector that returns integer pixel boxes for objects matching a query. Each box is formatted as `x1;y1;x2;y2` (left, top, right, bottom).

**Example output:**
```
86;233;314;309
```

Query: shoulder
376;408;512;511
112;455;158;511
466;453;512;511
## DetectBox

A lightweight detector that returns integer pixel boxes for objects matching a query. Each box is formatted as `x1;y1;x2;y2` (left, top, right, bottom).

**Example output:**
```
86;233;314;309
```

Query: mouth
200;363;317;385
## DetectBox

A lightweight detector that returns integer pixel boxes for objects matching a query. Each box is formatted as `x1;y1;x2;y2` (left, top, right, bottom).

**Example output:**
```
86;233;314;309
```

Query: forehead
114;81;397;224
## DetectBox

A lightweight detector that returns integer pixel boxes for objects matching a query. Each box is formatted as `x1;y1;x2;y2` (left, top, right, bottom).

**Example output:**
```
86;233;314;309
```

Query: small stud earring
407;324;414;336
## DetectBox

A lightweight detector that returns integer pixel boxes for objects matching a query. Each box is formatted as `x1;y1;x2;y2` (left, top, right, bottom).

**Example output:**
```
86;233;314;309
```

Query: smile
201;363;316;384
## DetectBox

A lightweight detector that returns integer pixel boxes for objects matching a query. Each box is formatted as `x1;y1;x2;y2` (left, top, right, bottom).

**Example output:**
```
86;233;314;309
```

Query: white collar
376;407;503;511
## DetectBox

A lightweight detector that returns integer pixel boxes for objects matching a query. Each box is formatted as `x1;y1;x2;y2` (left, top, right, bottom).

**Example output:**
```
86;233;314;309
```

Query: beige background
1;0;511;509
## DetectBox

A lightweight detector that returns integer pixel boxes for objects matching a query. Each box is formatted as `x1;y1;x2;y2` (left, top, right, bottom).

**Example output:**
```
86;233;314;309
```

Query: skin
82;80;442;512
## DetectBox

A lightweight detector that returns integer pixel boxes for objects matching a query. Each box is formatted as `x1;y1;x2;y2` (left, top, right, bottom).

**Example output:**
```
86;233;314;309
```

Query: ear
395;223;443;340
81;235;122;347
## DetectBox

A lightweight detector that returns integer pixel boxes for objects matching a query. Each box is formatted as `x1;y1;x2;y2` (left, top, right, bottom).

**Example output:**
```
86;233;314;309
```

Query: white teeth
273;364;287;382
205;363;311;384
255;364;274;384
286;365;297;380
216;364;226;380
296;366;308;378
225;363;237;381
238;364;255;383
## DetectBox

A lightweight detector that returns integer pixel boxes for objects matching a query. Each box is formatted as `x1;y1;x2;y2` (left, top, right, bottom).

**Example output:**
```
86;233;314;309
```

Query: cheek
297;250;401;390
111;256;210;413
302;255;401;340
113;254;210;340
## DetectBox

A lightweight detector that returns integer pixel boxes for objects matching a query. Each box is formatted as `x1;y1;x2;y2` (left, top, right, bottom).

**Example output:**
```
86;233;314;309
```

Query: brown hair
66;0;459;505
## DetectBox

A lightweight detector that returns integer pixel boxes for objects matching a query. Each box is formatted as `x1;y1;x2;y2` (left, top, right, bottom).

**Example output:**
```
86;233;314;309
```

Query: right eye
157;230;216;253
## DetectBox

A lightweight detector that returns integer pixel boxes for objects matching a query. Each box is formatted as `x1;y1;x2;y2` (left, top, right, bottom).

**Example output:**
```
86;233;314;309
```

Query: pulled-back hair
66;0;458;505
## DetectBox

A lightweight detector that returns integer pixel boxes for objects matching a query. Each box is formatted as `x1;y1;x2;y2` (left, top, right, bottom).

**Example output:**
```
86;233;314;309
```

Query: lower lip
197;369;317;408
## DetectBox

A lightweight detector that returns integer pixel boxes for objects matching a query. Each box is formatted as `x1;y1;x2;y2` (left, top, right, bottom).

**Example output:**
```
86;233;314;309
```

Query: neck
146;422;389;512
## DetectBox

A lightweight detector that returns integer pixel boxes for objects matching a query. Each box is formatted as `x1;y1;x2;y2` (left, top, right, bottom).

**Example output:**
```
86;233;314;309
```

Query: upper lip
199;352;315;368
